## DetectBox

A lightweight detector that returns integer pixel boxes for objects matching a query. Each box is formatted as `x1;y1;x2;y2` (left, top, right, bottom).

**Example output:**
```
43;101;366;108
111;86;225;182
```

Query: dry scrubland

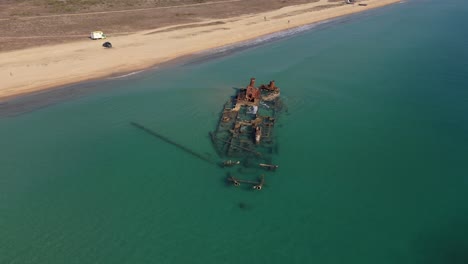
0;0;337;51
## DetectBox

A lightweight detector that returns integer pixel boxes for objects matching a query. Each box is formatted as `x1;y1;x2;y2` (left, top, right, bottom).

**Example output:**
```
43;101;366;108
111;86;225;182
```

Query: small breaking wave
108;70;145;80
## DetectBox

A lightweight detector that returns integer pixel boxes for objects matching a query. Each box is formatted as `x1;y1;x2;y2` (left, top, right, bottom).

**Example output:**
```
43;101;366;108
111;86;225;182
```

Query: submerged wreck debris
211;77;281;159
213;78;283;190
227;174;265;190
131;78;282;192
131;122;215;165
238;202;251;210
210;132;261;156
222;160;240;167
259;163;279;171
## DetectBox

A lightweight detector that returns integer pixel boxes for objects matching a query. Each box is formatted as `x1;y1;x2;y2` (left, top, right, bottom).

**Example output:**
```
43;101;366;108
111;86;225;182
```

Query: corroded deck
211;78;282;164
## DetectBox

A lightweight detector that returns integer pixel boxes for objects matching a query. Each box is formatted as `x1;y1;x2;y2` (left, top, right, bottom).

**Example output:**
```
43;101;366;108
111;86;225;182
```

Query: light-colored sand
0;0;400;100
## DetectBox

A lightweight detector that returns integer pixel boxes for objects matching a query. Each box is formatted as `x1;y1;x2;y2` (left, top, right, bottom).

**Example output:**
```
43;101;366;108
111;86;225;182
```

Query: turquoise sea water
1;0;468;263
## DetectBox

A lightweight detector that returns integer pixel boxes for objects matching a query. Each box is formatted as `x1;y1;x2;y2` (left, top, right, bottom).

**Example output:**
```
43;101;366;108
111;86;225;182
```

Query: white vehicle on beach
90;31;106;40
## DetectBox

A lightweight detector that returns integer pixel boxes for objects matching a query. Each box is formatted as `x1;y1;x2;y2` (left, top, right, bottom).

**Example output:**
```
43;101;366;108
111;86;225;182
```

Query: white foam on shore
108;70;145;80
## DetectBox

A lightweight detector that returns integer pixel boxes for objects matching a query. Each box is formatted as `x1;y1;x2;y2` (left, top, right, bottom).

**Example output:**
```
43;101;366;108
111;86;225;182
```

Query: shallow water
1;0;468;263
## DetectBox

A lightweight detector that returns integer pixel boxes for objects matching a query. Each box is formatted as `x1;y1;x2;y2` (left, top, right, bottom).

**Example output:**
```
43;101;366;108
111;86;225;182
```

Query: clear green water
1;0;468;263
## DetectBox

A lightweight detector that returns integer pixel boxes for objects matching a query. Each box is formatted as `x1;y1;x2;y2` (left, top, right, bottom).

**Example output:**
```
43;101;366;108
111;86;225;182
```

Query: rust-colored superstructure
132;77;282;191
210;78;283;190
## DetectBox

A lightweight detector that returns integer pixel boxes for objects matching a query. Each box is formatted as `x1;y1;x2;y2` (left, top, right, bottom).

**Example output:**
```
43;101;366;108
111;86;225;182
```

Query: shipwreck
132;77;283;191
210;78;283;189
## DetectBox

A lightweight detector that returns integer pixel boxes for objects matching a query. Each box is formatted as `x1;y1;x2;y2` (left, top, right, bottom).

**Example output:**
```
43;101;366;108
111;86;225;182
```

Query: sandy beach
0;0;400;100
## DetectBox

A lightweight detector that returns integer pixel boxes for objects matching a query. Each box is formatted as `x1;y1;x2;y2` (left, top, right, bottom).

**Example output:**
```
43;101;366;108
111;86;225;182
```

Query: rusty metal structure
210;78;283;190
132;78;283;191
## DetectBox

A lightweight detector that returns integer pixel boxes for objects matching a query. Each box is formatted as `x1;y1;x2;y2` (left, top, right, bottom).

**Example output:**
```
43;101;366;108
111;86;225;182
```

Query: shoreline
0;0;401;102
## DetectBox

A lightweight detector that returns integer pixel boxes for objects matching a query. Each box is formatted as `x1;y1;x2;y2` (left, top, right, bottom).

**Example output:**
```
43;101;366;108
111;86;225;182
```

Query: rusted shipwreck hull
211;78;282;164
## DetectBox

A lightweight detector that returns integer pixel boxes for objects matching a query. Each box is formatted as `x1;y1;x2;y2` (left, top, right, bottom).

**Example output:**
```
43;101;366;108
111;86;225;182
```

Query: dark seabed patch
413;217;468;264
